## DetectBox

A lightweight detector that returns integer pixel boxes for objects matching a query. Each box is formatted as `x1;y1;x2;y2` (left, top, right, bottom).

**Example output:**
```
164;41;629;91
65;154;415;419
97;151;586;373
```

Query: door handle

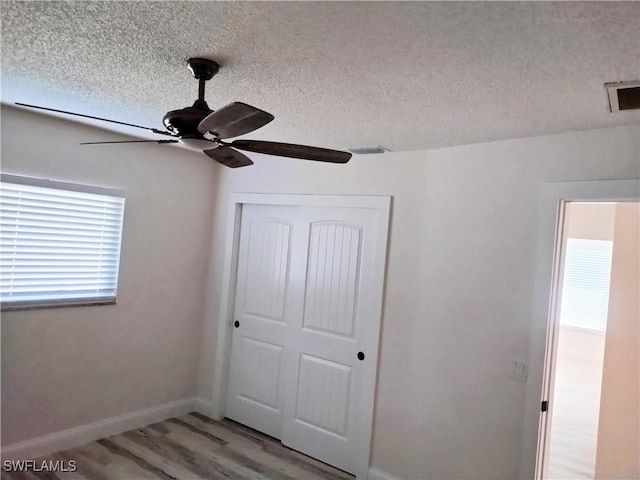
234;320;240;328
357;351;365;361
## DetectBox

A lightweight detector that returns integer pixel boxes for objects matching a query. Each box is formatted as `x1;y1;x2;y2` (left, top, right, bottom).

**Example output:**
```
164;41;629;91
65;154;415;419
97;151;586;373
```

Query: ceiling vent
605;81;640;112
348;145;388;154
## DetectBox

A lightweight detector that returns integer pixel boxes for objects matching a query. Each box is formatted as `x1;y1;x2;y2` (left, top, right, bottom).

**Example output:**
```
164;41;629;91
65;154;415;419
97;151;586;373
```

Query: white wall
198;125;639;479
596;202;640;479
565;202;617;241
0;106;219;445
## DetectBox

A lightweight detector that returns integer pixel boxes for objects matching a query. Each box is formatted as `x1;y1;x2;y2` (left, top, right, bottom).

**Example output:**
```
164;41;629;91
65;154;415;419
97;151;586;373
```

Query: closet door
226;201;387;476
281;206;380;475
225;204;299;439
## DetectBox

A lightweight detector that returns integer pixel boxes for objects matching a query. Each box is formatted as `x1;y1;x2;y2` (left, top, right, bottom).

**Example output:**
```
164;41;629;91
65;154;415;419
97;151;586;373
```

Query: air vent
605;81;640;112
348;145;388;154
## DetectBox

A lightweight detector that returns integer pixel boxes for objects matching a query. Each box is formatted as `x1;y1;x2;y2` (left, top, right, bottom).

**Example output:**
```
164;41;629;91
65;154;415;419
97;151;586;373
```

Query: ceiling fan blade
80;140;179;145
228;140;352;163
203;146;254;168
16;103;175;137
197;102;274;139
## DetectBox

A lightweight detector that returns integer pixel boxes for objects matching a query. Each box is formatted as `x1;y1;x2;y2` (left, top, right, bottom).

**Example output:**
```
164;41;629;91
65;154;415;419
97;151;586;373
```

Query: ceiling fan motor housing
163;104;212;138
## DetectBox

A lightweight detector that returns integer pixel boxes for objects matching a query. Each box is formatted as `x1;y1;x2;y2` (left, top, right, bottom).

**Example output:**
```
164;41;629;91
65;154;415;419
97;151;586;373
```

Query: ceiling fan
16;58;352;168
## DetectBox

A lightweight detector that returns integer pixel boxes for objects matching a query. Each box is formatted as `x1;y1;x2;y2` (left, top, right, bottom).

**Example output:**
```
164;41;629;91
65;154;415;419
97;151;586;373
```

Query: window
559;237;613;333
1;175;125;310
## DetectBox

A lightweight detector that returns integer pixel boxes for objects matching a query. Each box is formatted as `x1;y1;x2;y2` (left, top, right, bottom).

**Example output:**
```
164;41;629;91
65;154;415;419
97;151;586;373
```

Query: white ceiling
2;1;639;152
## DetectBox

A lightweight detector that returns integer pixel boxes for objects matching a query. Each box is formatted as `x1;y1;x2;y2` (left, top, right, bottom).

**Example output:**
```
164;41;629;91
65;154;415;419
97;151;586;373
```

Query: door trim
519;179;639;479
211;193;391;479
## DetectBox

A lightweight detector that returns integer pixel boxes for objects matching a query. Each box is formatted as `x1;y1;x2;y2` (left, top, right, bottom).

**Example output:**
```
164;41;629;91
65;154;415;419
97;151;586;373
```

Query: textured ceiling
2;1;639;152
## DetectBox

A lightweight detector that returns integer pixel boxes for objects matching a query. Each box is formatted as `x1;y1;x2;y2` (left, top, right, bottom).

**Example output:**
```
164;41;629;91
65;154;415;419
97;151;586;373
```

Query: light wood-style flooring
546;328;606;479
2;413;354;480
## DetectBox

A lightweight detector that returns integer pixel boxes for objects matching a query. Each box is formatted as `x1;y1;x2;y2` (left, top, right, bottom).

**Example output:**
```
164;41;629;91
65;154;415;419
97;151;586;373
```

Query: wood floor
2;413;354;480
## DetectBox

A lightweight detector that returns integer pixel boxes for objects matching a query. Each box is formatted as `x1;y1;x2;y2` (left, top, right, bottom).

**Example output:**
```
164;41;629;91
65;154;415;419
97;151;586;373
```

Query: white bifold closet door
225;203;385;475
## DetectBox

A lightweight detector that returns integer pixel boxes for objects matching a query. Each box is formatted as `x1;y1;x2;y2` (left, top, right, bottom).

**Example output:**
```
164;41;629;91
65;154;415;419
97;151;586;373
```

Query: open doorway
538;201;639;479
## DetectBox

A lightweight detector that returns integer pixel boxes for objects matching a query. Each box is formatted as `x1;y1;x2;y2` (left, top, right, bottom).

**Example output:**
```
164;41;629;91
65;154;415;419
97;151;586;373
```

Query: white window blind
1;177;125;310
559;237;613;333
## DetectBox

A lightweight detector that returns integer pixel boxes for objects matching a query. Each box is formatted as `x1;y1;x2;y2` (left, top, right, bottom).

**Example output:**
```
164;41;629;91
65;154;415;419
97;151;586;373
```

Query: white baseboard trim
368;467;403;480
1;396;199;461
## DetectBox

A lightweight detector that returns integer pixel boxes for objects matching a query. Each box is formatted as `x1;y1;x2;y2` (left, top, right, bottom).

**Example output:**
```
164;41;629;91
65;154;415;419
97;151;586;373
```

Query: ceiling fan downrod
187;57;219;106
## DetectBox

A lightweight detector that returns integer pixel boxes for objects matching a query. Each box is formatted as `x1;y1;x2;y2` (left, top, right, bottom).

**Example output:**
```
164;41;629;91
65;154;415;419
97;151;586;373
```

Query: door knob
357;351;365;361
234;320;240;328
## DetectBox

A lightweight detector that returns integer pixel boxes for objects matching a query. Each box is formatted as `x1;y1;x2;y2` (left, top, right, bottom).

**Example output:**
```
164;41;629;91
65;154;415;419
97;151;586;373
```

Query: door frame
210;193;391;479
518;179;639;479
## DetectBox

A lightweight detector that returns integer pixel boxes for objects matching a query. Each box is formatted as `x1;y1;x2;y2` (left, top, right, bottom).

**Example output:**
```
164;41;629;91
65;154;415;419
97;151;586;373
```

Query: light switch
509;357;528;382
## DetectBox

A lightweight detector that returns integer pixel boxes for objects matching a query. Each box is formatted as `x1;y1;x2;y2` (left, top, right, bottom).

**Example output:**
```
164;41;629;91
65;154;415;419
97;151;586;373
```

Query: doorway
537;201;639;479
213;194;390;480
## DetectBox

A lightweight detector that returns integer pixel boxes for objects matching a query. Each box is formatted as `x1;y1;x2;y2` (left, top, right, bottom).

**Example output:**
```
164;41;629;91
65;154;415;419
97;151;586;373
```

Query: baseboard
368;467;403;480
1;397;198;461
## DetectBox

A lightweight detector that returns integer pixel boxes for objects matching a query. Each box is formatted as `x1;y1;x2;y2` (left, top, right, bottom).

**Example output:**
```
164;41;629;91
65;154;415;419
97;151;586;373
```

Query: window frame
1;174;126;311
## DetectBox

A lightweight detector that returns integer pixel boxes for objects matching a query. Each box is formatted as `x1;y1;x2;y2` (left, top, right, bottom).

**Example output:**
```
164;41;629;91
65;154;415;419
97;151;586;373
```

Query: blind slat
2;254;120;261
2;184;124;205
2;285;117;291
2;241;120;249
2;274;118;281
1;261;119;267
2;212;123;227
1;196;124;214
1;218;123;232
2;246;121;254
1;227;121;240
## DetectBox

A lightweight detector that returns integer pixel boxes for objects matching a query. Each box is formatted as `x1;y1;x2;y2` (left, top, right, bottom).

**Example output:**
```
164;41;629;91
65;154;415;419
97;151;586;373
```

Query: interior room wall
565;203;617;240
198;125;639;479
0;106;218;446
595;202;640;479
